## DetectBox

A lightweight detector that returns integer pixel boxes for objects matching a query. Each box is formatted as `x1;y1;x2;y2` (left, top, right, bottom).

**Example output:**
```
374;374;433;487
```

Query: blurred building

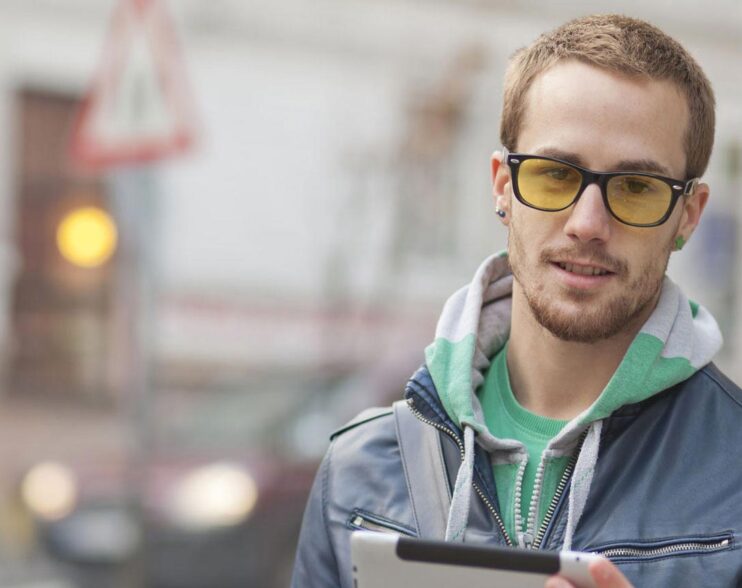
0;0;737;585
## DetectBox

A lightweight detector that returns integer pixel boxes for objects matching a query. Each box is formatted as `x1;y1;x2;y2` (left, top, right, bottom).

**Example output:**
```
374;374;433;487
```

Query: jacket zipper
530;435;584;549
408;396;586;550
595;537;731;561
349;511;416;537
402;402;725;561
407;398;514;546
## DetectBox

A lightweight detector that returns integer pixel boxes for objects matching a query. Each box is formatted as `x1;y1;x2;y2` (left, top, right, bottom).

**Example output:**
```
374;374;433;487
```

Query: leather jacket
292;363;742;587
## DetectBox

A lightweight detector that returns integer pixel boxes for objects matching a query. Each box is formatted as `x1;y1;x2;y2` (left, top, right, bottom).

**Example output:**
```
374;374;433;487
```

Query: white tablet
351;531;600;588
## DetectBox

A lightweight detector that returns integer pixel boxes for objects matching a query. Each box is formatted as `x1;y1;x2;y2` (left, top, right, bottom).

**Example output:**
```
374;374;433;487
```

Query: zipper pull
517;532;534;549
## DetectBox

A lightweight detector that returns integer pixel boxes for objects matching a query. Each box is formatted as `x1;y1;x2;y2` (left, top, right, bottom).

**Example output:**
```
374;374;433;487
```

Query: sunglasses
505;152;699;227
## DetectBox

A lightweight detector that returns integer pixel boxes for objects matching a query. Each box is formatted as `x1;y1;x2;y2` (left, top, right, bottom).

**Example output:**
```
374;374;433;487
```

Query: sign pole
69;0;197;584
109;167;159;586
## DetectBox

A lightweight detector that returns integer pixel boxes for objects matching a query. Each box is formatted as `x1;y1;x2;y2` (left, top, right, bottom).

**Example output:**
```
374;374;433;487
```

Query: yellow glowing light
56;207;117;268
21;462;78;521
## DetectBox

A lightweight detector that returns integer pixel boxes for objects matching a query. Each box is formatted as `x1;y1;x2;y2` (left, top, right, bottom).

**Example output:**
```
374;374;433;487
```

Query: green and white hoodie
424;252;722;549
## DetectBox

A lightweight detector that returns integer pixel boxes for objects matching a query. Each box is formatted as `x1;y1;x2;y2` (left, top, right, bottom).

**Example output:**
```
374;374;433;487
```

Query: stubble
508;222;673;344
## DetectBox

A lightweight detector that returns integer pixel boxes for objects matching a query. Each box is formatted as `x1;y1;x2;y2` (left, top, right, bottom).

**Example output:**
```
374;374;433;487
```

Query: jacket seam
698;367;742;410
322;440;341;580
330;408;393;441
394;405;421;535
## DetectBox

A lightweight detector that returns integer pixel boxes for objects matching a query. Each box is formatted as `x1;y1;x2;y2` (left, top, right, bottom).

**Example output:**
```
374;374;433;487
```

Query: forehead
516;60;689;177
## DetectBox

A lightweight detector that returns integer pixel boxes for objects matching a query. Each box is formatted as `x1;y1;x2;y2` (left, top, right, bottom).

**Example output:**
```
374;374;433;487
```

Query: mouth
555;261;613;277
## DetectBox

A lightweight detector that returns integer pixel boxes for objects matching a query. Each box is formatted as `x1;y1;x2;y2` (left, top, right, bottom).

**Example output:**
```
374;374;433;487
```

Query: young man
293;15;741;588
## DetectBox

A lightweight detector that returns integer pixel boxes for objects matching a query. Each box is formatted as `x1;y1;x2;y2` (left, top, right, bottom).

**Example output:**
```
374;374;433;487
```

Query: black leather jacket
292;363;742;587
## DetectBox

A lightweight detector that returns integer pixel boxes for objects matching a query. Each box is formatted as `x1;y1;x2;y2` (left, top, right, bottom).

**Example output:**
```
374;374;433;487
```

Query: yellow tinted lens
607;175;672;225
517;159;582;209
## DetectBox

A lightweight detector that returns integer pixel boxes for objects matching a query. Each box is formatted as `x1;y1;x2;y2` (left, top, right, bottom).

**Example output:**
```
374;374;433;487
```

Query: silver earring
496;207;506;218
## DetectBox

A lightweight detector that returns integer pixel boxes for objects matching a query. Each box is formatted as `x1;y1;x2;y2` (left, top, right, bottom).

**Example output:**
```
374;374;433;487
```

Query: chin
530;295;646;343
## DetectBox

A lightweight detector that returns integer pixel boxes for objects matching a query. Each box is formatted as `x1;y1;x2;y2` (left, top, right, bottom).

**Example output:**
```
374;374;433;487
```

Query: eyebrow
532;147;672;176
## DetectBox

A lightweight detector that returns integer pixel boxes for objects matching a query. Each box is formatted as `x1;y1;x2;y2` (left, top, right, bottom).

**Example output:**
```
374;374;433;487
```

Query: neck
507;284;654;420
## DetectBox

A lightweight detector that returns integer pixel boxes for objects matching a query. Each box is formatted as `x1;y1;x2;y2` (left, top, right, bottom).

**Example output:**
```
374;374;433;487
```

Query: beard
508;222;673;344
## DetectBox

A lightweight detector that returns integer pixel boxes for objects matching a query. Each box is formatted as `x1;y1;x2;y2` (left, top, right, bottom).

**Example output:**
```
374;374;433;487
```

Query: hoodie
424;252;722;549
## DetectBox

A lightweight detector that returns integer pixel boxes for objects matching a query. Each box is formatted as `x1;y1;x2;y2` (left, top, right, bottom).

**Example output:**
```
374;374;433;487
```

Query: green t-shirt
479;342;570;545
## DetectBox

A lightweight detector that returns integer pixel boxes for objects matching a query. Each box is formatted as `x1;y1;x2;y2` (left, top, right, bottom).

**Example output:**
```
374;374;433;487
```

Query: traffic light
56;206;118;269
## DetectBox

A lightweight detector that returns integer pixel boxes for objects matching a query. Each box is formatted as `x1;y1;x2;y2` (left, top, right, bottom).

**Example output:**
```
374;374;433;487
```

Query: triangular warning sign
70;0;197;169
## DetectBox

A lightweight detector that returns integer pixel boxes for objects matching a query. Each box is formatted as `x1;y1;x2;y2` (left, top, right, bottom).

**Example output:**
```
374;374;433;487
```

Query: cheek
512;206;560;242
625;233;674;276
509;212;548;264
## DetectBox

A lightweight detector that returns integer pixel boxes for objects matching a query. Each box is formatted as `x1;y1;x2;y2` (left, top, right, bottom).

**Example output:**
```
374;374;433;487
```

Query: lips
556;261;612;276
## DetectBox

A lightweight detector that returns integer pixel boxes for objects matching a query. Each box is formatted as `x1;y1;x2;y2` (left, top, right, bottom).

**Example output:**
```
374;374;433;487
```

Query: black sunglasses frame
505;152;699;228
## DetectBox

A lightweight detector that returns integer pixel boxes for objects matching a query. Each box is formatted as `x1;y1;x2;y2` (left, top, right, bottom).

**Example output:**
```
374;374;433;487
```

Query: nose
563;183;611;243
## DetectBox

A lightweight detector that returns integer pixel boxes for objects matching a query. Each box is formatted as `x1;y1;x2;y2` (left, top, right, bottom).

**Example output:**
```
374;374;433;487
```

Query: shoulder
691;363;742;408
322;404;415;533
656;362;742;421
664;362;742;417
605;362;742;446
620;362;742;446
327;405;401;473
330;406;394;441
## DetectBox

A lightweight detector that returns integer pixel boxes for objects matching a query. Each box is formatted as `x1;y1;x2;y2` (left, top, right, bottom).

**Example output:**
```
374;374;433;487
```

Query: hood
423;252;722;546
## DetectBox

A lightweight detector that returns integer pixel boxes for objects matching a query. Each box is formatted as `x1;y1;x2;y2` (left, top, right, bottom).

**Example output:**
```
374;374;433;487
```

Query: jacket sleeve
291;445;342;587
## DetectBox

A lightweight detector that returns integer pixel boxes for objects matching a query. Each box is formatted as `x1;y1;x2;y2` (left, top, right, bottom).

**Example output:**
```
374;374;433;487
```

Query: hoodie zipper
530;443;582;549
528;431;587;549
407;398;514;546
408;396;586;550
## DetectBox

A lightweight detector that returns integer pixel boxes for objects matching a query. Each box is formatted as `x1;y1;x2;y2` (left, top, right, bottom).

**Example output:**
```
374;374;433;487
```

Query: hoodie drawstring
562;420;603;550
444;425;475;541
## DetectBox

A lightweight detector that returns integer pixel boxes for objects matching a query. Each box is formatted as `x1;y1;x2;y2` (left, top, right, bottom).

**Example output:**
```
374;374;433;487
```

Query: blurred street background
0;0;737;586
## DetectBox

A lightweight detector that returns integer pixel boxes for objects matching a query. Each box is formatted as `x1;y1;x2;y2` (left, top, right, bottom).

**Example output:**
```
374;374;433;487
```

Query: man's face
497;60;703;343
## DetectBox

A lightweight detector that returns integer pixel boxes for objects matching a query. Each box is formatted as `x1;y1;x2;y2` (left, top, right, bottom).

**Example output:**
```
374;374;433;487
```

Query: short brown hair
500;14;715;178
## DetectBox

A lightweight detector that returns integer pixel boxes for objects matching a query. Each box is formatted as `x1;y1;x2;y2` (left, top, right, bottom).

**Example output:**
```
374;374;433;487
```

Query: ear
674;182;709;248
491;151;512;225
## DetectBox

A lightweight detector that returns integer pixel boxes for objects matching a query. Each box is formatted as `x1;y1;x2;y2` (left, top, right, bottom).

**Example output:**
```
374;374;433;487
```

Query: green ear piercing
674;236;686;251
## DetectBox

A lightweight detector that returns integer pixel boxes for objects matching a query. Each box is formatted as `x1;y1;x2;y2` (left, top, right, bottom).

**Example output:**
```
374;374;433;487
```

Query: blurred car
18;372;330;588
23;454;315;588
20;356;420;587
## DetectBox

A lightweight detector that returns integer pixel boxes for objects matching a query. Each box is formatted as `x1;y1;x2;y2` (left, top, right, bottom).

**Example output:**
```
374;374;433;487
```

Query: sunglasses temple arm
683;178;700;196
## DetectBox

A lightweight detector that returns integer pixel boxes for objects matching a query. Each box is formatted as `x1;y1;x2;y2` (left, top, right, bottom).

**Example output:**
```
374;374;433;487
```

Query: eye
544;167;571;181
621;178;653;194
